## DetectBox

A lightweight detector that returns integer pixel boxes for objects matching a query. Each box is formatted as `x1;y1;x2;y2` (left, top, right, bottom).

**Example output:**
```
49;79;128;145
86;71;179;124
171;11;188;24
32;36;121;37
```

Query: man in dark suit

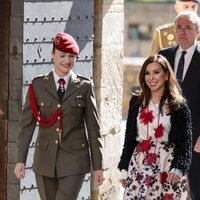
149;0;200;56
14;32;104;200
159;11;200;199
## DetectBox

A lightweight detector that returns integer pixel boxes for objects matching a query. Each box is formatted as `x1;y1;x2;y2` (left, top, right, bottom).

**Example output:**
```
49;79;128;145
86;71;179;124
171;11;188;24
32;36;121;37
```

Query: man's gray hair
174;10;200;31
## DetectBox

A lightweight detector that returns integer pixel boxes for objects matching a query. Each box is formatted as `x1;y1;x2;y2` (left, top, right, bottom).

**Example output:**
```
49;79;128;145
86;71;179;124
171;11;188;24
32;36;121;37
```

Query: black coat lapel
182;44;200;89
169;45;178;71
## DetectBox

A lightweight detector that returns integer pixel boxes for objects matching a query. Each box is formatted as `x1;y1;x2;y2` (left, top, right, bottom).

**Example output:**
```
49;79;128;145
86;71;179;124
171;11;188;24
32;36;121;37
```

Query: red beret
53;32;79;55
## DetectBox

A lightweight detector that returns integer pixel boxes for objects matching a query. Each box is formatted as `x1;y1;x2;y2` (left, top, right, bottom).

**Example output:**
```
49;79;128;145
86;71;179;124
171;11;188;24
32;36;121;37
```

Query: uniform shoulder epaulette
156;23;174;31
77;74;90;81
31;74;46;82
156;22;176;49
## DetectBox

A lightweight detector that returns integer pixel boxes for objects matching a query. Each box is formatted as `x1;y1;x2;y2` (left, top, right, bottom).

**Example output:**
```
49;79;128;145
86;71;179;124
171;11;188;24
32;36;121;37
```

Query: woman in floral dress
118;54;192;200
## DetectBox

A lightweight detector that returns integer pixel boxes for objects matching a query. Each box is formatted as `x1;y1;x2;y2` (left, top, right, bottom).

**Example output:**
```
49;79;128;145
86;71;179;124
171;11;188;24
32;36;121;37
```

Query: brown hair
137;54;184;113
52;43;56;53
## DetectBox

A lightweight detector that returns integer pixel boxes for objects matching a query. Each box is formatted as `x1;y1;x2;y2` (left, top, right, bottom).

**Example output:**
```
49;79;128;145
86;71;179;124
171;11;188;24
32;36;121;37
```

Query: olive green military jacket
149;23;177;55
16;71;103;178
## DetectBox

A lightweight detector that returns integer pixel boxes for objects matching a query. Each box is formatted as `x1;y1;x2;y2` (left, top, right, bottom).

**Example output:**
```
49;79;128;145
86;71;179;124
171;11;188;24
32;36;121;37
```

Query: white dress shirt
53;69;71;91
174;43;196;81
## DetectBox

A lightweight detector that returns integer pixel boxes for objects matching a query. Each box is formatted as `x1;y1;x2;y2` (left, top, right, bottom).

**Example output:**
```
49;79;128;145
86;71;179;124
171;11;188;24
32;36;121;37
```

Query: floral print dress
123;101;188;200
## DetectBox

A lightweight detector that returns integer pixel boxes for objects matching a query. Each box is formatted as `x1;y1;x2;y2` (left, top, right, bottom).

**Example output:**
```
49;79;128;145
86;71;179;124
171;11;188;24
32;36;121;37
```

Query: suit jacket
17;71;103;178
159;43;200;142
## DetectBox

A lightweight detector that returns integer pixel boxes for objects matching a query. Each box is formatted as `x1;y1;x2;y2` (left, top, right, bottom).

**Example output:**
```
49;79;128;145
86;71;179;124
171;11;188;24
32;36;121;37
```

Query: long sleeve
169;102;192;175
118;95;139;171
84;80;103;170
17;89;37;163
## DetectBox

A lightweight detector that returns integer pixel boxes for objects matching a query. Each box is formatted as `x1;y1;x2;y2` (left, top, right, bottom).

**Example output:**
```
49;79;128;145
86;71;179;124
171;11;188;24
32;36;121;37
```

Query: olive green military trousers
35;174;85;200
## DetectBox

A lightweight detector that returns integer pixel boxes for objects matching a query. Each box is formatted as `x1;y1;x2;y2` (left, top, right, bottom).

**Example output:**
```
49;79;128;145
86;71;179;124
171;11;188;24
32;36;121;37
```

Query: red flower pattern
139;108;154;125
160;171;168;184
136;173;142;184
154;123;164;138
123;101;187;198
136;137;152;153
145;175;152;187
144;153;157;164
163;193;174;200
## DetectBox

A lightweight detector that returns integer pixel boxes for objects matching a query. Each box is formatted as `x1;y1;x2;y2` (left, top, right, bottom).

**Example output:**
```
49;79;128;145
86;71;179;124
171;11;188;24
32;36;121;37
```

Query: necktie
176;51;187;82
57;78;66;101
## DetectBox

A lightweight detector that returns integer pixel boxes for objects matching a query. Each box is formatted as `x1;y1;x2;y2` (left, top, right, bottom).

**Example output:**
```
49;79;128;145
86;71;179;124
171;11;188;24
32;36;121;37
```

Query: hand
194;136;200;153
120;179;127;187
14;163;25;179
94;169;104;186
167;172;180;184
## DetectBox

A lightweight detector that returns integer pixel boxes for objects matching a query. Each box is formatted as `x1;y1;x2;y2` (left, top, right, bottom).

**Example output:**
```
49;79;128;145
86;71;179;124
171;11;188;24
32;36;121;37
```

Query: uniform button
37;143;39;147
56;128;60;132
82;143;85;147
57;104;61;108
78;103;81;106
40;102;44;106
55;140;58;144
57;116;60;120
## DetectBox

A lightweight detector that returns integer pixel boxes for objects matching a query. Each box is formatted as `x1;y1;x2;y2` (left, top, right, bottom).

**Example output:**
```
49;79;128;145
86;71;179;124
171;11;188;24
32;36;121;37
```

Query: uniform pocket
70;139;88;150
36;138;49;150
71;100;86;108
71;95;86;108
38;99;53;117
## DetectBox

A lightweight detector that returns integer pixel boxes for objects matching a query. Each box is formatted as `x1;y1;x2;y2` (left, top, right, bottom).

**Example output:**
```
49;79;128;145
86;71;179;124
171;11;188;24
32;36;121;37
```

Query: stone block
103;134;121;168
10;37;23;59
11;0;23;17
9;78;22;100
10;16;23;38
103;3;124;13
8;121;19;142
99;167;121;200
7;184;20;200
103;0;124;5
102;12;124;46
8;142;17;163
9;58;23;79
8;100;21;121
7;163;18;184
101;48;123;87
98;88;122;136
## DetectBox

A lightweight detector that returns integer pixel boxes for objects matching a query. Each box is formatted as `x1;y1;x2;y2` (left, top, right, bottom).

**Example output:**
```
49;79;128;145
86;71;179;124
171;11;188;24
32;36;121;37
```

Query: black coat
159;44;200;143
118;95;192;176
159;44;200;199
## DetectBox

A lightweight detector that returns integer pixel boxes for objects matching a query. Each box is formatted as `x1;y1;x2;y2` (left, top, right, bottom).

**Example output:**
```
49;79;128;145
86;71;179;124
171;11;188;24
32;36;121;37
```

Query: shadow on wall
64;1;94;52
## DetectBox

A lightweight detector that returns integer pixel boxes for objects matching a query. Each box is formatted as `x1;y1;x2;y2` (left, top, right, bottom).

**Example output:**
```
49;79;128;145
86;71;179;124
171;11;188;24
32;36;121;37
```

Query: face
175;1;198;13
51;49;76;77
175;16;199;49
145;62;168;96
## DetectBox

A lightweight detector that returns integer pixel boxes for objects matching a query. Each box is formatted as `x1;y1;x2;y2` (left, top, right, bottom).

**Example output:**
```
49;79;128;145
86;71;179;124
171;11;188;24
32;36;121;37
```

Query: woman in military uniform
14;32;104;200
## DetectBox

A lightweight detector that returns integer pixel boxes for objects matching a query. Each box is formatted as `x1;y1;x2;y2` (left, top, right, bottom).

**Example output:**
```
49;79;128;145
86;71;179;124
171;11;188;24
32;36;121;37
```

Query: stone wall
93;0;124;199
7;0;23;199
